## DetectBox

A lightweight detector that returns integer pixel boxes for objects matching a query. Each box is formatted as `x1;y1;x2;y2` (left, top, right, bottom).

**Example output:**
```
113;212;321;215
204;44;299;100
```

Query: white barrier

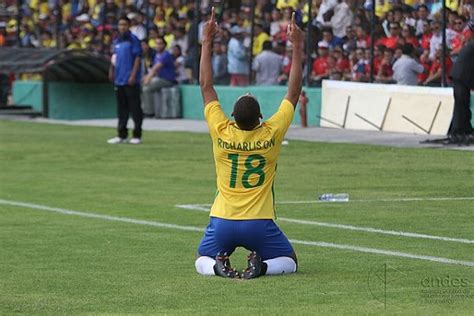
321;80;454;135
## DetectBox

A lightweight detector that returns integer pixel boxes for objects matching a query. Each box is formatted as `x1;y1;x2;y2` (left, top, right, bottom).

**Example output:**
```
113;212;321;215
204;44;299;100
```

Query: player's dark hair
233;95;261;130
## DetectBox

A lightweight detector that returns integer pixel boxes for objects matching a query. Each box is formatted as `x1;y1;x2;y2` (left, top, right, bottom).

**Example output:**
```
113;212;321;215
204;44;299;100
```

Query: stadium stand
0;0;472;88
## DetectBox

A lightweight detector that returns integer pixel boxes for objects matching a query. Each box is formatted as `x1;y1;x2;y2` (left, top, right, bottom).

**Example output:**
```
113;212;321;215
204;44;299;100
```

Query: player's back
205;99;294;220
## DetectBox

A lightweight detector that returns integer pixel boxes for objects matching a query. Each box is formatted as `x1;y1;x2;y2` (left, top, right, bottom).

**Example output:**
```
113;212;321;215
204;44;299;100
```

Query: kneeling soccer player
195;8;303;279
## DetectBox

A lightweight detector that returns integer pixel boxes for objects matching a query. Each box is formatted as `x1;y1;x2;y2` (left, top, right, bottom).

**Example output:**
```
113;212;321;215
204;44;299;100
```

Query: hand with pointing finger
203;6;219;43
287;12;304;46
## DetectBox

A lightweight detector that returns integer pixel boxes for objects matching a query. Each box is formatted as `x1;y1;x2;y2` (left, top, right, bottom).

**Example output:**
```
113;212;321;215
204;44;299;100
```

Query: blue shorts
197;217;294;261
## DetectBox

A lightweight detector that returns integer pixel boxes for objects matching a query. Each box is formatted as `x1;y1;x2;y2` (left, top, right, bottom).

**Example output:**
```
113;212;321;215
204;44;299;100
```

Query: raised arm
284;13;304;107
200;7;219;106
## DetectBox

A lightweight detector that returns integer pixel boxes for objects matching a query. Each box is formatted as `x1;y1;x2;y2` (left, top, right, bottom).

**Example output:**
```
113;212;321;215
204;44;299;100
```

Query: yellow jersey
204;99;294;220
253;32;270;56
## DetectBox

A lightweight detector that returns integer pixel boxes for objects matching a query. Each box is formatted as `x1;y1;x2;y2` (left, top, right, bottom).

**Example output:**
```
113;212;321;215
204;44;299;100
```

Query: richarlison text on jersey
217;138;276;151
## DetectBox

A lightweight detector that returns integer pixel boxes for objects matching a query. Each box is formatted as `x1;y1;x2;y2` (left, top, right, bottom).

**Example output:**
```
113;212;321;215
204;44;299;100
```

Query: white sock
263;257;297;275
195;256;216;276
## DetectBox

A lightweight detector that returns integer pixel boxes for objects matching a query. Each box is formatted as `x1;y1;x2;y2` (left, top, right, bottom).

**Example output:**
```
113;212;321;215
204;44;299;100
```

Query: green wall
12;81;116;120
11;81;474;127
48;82;116;120
181;85;322;126
12;80;43;112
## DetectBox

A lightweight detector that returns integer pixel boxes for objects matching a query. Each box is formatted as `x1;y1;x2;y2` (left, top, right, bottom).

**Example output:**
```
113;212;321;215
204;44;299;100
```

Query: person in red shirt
423;48;453;86
401;25;419;48
378;22;401;49
375;48;394;83
355;25;371;49
451;17;467;55
420;21;432;50
417;49;432;84
311;42;330;85
364;44;385;76
333;46;351;77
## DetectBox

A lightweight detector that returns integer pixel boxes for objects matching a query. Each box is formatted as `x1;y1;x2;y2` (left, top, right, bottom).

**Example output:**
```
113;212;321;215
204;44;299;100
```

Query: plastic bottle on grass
318;193;349;202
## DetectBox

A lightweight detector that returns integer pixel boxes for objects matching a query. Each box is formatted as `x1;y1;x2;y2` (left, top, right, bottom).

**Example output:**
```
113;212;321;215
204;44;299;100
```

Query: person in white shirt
252;41;284;85
327;0;353;38
392;43;424;86
429;20;457;59
129;12;146;40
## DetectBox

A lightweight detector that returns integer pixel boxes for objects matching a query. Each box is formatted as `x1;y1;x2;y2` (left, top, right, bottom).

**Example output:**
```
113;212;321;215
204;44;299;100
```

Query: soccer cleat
213;252;240;279
242;251;267;279
129;138;141;145
107;137;127;144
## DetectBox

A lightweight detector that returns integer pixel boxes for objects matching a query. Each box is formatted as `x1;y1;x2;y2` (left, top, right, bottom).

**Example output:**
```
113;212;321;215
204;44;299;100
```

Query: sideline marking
176;204;474;244
178;196;474;207
277;196;474;204
1;198;473;267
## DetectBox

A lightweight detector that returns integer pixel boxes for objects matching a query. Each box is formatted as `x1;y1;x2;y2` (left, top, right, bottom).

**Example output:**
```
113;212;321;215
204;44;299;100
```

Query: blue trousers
197;217;294;261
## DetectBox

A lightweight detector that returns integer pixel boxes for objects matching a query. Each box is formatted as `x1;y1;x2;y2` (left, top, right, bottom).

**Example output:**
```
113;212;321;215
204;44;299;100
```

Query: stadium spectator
5;0;474;89
141;39;156;76
278;44;292;84
141;36;176;117
107;16;143;145
252;23;270;56
422;48;453;86
0;25;5;47
420;20;433;51
429;20;457;59
171;27;188;57
343;25;357;52
401;5;416;29
269;8;283;39
320;27;343;49
415;4;430;36
417;48;432;84
227;25;249;86
129;12;146;40
401;25;419;48
311;41;330;86
354;25;370;49
333;46;351;77
375;48;394;83
351;47;368;82
450;16;468;56
315;0;338;29
392;43;424;86
325;0;353;39
212;41;230;85
172;44;188;84
379;22;401;50
252;40;283;85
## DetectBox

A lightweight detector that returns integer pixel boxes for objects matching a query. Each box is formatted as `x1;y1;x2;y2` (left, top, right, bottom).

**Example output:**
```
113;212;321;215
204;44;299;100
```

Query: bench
153;86;182;118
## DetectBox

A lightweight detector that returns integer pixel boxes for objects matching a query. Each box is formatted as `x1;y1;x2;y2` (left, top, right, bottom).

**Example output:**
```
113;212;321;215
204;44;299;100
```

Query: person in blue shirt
108;16;143;145
141;36;177;117
227;26;249;86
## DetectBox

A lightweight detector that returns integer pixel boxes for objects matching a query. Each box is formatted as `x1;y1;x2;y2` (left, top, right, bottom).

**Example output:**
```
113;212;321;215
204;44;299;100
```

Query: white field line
277;196;474;204
1;198;473;267
0;199;203;232
289;240;474;267
175;204;474;244
177;196;474;207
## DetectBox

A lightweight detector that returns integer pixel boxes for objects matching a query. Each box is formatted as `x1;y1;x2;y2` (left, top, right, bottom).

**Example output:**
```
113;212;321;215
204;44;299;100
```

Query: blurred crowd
0;0;473;87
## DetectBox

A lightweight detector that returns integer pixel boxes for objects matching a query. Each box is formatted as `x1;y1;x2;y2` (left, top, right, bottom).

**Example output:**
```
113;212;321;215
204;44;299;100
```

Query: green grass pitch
0;120;473;314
